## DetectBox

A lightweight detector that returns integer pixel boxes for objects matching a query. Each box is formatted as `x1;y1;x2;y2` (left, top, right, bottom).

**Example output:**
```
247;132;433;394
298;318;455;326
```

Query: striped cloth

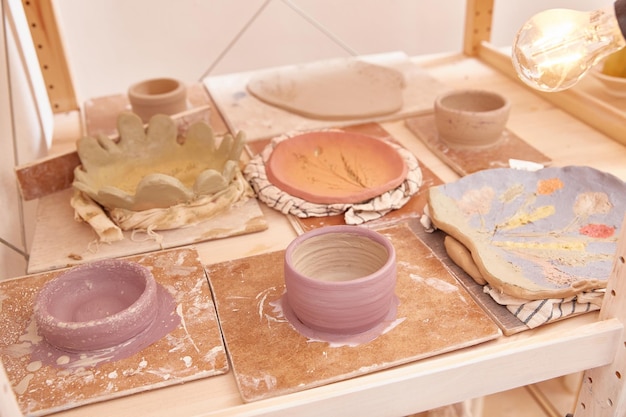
484;285;604;328
244;131;422;225
422;208;605;329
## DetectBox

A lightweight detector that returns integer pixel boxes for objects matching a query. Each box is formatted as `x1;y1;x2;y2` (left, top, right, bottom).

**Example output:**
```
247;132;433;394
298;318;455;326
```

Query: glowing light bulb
512;0;626;92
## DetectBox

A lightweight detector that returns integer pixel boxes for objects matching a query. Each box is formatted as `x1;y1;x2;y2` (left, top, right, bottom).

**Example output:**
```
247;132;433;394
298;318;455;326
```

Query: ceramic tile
0;248;228;416
209;221;501;403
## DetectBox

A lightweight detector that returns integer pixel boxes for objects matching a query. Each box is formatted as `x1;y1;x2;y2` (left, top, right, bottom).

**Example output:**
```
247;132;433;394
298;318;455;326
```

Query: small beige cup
434;89;510;148
128;78;187;122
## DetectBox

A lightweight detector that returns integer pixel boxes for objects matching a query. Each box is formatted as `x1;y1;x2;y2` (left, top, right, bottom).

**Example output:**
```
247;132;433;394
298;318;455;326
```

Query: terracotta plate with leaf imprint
265;131;408;204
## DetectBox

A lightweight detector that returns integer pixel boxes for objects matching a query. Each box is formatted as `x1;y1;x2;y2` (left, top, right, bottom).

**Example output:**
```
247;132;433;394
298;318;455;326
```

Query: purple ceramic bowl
34;259;158;352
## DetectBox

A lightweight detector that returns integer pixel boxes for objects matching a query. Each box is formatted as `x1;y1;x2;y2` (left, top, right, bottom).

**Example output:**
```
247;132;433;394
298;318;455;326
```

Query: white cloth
108;170;252;231
71;170;253;242
244;131;422;224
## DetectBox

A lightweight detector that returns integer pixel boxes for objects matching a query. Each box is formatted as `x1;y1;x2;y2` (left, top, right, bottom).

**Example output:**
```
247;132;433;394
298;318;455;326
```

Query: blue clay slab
428;166;626;300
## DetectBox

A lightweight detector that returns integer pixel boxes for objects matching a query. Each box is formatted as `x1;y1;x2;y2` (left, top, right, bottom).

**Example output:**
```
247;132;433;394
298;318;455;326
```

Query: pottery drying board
207;220;502;403
204;52;448;141
0;247;228;416
27;188;267;274
246;122;445;234
405;114;552;176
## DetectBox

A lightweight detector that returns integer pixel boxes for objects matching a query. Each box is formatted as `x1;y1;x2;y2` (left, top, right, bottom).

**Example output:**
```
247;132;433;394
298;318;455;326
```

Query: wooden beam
573;215;626;416
21;0;77;112
463;0;494;56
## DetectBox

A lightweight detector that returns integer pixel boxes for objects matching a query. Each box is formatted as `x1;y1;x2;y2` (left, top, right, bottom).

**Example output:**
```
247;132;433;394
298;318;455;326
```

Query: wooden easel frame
19;0;76;112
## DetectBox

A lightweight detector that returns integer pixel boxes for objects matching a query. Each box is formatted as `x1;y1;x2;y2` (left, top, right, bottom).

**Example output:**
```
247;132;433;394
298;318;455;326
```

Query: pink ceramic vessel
284;225;397;335
34;259;158;352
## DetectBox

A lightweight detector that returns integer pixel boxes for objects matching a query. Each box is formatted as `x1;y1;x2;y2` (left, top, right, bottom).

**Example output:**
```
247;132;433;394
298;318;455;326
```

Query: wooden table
14;52;626;417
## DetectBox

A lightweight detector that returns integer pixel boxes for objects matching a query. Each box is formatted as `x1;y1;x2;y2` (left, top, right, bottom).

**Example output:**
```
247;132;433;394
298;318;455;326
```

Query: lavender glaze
283;226;398;339
34;259;159;352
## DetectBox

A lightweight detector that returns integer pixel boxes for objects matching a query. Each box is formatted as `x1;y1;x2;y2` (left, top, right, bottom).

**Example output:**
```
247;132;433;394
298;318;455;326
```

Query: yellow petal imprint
499;205;555;230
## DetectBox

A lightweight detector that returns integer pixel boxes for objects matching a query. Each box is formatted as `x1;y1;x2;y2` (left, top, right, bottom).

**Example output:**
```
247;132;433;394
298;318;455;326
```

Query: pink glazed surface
283;225;398;341
33;259;177;357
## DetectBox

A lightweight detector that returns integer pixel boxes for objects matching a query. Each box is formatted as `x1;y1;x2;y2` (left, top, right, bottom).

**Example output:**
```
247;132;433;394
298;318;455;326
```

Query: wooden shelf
8;51;622;417
4;1;626;415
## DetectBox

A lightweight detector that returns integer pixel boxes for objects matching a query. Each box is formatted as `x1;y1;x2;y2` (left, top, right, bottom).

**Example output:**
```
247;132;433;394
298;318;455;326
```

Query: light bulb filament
512;5;626;92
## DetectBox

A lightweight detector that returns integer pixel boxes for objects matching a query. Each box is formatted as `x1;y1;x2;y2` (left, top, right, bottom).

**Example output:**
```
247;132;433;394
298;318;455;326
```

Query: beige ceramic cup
128;77;187;122
434;89;510;147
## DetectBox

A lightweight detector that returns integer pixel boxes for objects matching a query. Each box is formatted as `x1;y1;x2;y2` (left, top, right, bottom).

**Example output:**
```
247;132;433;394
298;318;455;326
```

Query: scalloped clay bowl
434;89;510;148
128;77;187;122
284;225;397;335
34;259;158;352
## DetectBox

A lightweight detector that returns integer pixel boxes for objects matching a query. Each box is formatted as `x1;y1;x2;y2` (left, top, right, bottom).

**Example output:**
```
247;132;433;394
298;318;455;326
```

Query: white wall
54;0;469;102
53;0;613;105
1;0;49;280
0;0;614;279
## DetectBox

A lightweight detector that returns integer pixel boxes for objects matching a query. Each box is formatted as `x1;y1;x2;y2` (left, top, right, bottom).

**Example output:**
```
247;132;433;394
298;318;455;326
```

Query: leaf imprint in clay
73;112;245;212
265;130;408;204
